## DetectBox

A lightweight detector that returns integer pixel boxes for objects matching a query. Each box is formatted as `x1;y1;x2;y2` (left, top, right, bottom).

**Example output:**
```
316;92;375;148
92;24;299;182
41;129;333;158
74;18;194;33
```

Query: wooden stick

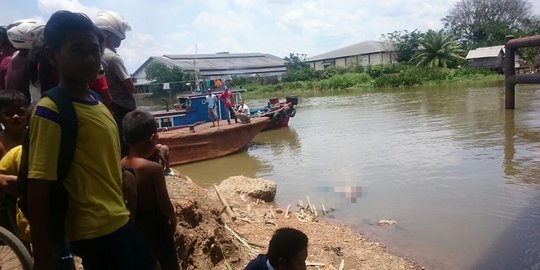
224;224;259;255
312;204;318;218
227;225;266;248
321;202;327;215
339;259;344;270
306;261;326;266
284;204;291;218
306;195;312;211
213;185;237;220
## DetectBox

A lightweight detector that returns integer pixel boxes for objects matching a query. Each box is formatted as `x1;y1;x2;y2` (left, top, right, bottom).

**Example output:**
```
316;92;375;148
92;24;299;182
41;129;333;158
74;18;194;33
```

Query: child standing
26;11;156;270
0;89;28;237
0;89;28;156
122;110;179;270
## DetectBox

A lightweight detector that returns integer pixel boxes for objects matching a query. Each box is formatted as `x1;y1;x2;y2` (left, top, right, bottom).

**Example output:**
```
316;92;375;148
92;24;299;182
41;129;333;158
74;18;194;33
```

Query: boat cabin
152;89;245;129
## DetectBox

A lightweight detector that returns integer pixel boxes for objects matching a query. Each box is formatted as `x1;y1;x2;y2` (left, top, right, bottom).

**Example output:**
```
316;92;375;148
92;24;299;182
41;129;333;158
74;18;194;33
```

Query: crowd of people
0;9;307;270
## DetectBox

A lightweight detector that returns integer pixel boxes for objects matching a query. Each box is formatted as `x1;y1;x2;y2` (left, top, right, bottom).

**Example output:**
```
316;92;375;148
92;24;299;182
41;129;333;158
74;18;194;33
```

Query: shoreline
166;174;424;269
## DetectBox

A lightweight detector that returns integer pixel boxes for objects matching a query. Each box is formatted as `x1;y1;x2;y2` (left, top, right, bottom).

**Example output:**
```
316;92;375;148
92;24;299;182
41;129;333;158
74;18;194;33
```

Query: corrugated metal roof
132;53;286;83
306;41;395;62
465;45;504;59
163;53;285;70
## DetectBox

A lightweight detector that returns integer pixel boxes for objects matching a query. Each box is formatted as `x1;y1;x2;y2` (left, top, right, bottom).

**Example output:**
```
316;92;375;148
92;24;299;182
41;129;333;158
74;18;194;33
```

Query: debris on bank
166;174;422;270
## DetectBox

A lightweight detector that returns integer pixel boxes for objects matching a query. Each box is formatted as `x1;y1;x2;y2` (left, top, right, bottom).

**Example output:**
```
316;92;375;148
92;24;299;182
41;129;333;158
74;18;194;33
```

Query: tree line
382;0;539;69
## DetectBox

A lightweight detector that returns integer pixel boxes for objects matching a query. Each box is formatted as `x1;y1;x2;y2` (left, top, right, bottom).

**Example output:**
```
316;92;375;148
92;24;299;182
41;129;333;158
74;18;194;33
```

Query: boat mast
194;44;200;92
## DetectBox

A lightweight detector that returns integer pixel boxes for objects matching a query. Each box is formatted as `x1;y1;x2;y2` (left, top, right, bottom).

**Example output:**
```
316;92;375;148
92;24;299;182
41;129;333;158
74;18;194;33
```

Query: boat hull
157;117;270;165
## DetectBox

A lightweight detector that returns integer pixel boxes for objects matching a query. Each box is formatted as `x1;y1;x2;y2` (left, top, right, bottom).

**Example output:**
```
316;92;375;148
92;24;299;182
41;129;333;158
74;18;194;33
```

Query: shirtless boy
122;110;179;270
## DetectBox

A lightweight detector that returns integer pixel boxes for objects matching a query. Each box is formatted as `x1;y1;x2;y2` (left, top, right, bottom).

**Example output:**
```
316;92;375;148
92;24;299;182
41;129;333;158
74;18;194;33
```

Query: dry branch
213;185;237;220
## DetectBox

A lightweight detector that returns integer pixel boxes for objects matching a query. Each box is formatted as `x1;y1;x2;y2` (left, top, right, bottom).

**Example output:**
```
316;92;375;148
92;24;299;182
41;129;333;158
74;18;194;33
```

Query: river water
174;81;540;270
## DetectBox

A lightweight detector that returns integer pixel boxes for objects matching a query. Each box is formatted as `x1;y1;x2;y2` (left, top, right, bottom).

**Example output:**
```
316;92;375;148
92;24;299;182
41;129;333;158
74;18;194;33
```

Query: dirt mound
167;174;243;269
217;175;277;202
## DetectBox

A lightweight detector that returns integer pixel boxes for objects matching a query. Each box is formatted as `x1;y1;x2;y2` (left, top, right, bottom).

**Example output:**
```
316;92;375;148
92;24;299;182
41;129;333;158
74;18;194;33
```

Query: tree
282;53;320;82
442;0;538;48
381;30;425;63
411;30;465;68
145;61;190;97
284;53;310;70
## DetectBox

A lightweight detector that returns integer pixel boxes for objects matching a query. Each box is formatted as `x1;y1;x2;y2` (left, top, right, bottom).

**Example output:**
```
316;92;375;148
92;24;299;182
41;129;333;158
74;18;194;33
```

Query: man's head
6;19;44;51
94;10;131;48
239;99;245;106
267;227;308;270
122;110;158;154
0;89;28;133
44;10;103;85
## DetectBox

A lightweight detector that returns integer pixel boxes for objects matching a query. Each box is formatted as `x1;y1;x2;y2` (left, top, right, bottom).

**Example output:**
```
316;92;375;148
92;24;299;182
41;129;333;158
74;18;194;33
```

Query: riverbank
166;174;423;269
240;68;502;97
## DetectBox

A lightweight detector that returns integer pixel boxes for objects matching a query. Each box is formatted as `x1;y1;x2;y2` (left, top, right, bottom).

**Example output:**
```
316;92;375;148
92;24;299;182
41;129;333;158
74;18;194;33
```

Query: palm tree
411;30;465;68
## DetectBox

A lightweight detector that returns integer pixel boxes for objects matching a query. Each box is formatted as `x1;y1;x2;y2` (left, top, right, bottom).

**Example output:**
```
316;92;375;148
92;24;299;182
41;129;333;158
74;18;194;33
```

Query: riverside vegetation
230;64;501;96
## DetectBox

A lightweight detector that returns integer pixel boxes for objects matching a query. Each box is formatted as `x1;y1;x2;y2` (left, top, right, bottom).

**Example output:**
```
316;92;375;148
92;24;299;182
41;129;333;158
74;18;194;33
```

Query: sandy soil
165;174;424;270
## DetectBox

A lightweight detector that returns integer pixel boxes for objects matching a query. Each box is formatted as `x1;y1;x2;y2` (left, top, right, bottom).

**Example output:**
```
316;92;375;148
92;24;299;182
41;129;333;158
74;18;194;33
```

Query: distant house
132;52;286;93
306;41;396;70
465;45;521;72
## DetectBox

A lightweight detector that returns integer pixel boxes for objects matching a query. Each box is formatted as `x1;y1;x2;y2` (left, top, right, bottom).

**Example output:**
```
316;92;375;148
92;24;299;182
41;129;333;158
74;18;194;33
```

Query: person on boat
219;86;237;125
26;11;157;270
206;88;219;127
236;98;250;124
147;143;173;176
121;110;179;270
95;10;135;157
245;227;308;270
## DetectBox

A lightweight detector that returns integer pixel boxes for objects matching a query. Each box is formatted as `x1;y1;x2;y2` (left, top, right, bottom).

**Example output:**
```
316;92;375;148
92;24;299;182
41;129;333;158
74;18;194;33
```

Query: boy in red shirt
219;86;237;125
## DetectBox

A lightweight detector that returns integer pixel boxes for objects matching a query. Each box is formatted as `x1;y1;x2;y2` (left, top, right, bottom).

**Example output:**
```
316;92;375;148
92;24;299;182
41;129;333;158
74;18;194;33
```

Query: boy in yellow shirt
26;11;156;270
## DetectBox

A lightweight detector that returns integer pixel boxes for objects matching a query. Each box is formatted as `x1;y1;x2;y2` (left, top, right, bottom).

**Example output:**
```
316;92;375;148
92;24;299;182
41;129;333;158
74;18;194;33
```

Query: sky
2;0;540;74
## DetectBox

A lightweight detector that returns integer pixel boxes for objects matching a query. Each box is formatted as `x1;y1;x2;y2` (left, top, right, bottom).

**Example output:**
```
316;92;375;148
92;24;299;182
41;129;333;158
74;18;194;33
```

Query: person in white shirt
236;99;251;123
205;89;219;127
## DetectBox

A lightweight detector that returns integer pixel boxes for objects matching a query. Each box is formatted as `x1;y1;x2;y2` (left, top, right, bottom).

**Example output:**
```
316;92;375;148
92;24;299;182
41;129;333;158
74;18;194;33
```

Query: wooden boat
156;116;270;165
251;96;298;131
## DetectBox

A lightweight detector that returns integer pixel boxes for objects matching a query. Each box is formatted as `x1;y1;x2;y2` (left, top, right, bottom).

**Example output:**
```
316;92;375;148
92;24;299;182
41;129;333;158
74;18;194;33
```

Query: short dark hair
122;110;157;145
44;10;104;51
0;89;29;110
267;227;308;267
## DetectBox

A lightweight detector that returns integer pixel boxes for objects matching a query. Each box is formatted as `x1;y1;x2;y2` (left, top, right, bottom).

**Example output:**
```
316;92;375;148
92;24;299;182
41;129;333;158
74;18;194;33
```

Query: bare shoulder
135;159;164;177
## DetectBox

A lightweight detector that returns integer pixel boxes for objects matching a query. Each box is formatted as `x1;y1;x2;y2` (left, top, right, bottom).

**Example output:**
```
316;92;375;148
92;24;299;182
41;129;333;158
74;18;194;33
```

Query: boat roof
177;88;246;99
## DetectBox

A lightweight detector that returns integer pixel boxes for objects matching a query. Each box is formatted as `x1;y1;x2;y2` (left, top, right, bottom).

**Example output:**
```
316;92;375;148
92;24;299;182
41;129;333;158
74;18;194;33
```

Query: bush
319;73;373;89
282;67;319;82
322;66;338;79
365;64;405;78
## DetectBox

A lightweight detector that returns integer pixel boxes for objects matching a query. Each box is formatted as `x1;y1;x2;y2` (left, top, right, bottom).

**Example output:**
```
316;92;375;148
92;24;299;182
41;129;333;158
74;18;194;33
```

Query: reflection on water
175;81;540;270
176;151;270;186
176;127;300;186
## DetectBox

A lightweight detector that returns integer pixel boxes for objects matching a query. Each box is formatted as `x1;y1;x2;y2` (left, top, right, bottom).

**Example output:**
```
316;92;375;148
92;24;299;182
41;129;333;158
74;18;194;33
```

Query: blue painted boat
152;89;246;130
152;89;297;132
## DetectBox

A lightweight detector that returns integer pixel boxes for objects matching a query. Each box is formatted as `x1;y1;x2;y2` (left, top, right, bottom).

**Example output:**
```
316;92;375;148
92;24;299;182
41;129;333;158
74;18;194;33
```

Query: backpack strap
42;87;78;181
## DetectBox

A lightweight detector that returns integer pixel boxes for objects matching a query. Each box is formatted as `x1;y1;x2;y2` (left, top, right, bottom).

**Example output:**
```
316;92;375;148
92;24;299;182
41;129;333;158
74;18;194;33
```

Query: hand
0;175;16;187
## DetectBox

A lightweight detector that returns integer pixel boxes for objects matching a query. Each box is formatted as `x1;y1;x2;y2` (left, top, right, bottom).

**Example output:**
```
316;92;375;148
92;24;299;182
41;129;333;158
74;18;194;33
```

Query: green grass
241;66;502;98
